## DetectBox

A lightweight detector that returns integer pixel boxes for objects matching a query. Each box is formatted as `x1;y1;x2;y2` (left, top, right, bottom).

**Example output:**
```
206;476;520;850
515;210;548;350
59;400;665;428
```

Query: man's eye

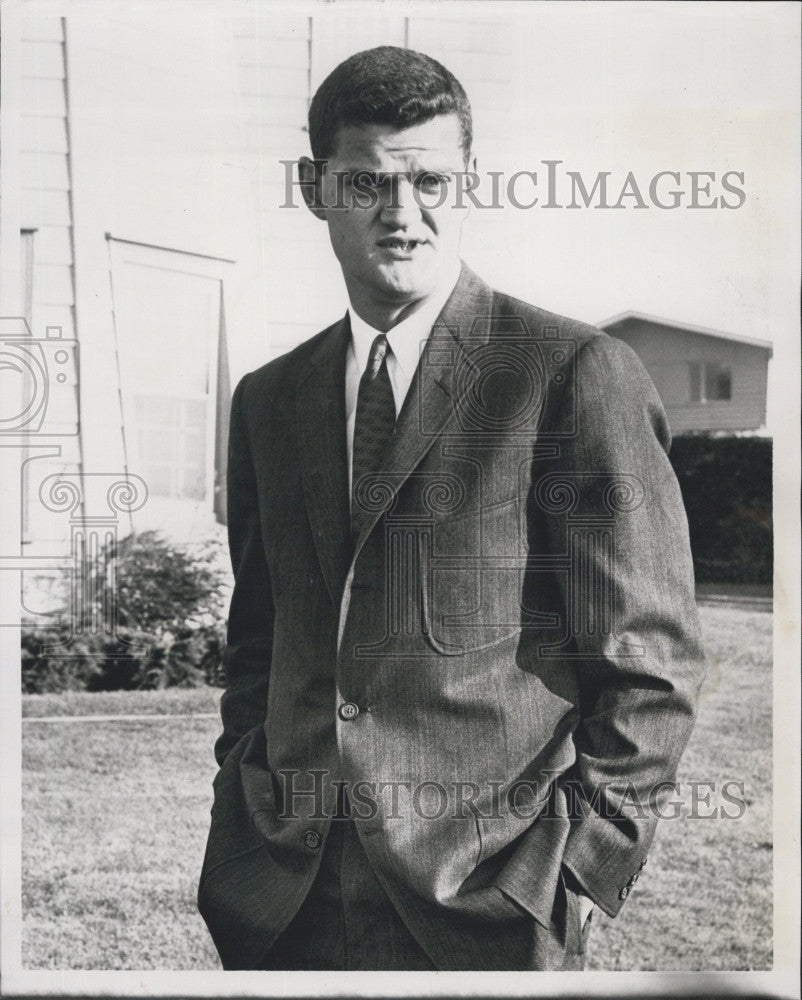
415;173;448;193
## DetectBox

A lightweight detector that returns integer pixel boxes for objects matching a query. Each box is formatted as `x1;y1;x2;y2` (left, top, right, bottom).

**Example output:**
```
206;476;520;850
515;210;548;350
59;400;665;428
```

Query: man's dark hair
308;46;473;164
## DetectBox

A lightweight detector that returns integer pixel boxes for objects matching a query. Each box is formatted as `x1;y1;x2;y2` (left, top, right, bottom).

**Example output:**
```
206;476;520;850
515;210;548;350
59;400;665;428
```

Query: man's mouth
377;237;427;254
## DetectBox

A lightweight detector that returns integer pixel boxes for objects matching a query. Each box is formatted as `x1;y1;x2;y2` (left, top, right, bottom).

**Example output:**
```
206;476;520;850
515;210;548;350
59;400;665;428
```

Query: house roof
598;311;774;355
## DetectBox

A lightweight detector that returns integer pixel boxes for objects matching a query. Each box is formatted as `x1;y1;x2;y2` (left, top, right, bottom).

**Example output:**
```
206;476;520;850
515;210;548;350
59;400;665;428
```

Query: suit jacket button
338;702;360;721
627;872;640;886
619;886;630;901
304;830;321;851
639;858;648;869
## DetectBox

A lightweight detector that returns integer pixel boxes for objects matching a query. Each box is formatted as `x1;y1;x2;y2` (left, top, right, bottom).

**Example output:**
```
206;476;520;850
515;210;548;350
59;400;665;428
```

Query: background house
600;312;772;434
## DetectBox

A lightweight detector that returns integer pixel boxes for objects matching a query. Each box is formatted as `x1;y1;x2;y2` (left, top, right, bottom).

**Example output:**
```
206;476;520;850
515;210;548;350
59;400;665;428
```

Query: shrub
84;530;227;637
669;436;772;584
21;629;97;694
22;532;228;694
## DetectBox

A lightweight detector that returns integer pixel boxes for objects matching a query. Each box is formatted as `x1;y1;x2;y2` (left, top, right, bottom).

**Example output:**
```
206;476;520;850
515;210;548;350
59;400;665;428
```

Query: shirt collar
348;261;462;381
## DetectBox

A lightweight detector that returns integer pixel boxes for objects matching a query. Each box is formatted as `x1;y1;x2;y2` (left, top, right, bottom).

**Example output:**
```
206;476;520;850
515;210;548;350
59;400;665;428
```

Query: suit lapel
297;317;352;606
352;263;495;557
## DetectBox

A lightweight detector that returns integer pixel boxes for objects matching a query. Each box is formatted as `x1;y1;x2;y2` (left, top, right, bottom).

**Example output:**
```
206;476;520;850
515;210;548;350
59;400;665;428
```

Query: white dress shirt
345;263;461;492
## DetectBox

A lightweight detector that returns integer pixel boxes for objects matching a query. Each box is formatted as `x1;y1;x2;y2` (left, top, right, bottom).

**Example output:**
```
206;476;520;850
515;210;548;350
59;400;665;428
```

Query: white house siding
14;7;596;555
19;15;82;570
228;13;318;362
608;319;770;434
59;11;259;546
16;9;267;573
20;16;75;352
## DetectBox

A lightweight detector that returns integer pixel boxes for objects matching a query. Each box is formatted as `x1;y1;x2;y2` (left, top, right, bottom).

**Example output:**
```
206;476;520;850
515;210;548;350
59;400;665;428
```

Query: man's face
314;115;470;313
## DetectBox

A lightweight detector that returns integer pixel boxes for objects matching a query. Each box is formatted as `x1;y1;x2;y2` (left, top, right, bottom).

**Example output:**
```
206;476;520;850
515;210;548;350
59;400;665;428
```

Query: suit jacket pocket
423;498;527;655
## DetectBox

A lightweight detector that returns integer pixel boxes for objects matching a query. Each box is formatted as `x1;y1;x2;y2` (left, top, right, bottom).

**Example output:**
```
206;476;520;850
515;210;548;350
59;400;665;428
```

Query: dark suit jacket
198;263;705;970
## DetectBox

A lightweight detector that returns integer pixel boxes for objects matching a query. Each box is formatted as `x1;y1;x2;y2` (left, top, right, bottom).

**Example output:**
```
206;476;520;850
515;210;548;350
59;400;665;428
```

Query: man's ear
298;156;327;220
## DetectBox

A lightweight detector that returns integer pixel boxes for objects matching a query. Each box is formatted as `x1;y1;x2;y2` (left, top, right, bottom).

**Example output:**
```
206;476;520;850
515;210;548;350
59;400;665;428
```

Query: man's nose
379;175;421;226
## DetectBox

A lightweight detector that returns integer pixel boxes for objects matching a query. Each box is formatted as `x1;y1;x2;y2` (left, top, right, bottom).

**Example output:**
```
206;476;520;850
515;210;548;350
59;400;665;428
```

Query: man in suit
198;45;705;971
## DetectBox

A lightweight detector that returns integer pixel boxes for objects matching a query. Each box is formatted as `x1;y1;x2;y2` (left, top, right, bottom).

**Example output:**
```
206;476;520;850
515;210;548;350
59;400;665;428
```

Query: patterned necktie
352;334;395;539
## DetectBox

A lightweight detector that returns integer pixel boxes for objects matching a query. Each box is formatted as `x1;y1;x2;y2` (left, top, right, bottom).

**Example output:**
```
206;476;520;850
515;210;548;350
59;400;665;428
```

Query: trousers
259;816;436;970
258;798;592;971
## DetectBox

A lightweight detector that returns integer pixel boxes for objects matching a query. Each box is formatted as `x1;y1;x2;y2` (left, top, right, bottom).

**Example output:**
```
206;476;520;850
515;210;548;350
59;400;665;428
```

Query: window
689;361;732;403
134;395;208;500
108;238;231;517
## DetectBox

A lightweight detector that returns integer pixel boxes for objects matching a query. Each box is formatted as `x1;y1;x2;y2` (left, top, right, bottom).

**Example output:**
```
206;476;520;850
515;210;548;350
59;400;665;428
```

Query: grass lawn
20;604;772;970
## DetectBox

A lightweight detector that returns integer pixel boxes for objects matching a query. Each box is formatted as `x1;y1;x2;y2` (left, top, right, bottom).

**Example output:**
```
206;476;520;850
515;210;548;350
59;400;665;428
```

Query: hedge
668;435;772;584
21;624;226;695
